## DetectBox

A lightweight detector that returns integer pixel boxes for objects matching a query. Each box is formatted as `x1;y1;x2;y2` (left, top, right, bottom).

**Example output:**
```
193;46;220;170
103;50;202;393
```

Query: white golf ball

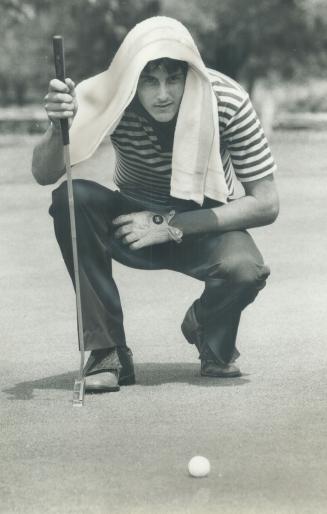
188;456;211;478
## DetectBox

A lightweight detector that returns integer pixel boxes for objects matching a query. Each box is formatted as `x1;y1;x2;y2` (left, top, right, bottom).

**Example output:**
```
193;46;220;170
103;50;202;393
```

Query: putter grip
52;35;69;145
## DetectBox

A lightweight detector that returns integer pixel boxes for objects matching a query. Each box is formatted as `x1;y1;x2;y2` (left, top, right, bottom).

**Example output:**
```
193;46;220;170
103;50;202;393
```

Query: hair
142;58;188;76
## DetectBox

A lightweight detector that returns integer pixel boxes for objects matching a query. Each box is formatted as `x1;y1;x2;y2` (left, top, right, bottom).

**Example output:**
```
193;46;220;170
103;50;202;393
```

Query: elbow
31;158;59;186
31;168;44;185
31;156;48;186
264;195;280;225
31;148;56;186
31;167;52;186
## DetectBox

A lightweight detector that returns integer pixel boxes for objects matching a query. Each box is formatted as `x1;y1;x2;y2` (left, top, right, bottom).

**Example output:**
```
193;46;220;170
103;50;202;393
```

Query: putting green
1;131;326;514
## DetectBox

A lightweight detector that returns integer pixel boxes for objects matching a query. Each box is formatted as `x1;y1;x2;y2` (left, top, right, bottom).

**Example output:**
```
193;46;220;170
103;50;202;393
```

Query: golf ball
188;456;211;478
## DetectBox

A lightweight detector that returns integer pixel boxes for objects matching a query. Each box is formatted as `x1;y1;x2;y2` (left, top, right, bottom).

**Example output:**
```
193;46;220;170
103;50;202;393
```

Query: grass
0;130;326;514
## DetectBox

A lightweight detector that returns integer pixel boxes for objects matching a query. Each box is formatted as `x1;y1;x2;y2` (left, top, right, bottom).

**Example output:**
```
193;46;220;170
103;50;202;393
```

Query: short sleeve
220;93;277;183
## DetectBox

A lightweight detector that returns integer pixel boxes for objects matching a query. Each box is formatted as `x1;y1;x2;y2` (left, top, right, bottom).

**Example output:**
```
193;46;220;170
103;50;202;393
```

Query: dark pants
49;179;270;365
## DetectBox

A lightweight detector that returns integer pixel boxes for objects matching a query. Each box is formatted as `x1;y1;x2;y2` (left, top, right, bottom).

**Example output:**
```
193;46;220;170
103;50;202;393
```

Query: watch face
152;214;164;225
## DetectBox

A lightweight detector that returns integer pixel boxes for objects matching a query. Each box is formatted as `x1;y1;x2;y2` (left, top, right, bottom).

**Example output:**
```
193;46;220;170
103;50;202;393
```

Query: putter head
73;378;85;407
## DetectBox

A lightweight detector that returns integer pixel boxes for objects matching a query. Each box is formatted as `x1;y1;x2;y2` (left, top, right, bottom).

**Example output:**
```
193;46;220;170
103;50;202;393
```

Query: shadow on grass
3;362;250;400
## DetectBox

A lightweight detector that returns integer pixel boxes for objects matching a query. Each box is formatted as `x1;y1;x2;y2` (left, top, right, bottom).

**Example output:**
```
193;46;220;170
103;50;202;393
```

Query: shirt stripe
111;69;277;205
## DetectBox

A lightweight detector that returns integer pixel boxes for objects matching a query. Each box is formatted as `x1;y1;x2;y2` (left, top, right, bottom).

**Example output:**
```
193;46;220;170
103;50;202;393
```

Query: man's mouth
155;103;173;108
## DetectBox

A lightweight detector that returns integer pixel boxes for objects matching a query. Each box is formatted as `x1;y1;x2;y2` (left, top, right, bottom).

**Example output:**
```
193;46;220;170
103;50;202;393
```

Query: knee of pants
220;256;271;290
51;179;92;211
49;179;93;217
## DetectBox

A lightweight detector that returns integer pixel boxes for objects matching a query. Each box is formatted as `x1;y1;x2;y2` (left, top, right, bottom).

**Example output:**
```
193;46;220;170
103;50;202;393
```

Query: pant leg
49;179;127;351
49;179;171;351
170;230;270;364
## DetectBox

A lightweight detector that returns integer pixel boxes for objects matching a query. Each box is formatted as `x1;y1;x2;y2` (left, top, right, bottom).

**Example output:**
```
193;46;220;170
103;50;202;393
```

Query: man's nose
157;82;169;102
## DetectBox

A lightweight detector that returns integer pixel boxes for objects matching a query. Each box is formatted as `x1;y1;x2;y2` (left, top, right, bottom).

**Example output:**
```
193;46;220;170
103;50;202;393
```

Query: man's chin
150;112;176;123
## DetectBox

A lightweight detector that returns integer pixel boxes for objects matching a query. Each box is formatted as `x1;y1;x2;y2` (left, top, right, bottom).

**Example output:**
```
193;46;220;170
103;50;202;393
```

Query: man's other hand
112;211;182;250
44;78;78;128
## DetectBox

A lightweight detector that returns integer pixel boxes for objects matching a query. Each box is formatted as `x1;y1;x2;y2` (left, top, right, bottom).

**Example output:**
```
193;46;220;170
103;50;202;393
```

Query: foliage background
1;0;327;115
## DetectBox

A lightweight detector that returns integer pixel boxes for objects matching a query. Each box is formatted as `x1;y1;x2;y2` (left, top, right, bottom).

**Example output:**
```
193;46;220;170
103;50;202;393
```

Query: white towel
69;16;229;205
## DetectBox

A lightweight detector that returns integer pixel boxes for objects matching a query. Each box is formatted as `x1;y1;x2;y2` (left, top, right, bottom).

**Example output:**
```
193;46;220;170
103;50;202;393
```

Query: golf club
52;35;86;407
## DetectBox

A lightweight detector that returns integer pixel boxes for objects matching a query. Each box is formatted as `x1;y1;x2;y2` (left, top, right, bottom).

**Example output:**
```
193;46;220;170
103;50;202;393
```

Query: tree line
1;0;327;105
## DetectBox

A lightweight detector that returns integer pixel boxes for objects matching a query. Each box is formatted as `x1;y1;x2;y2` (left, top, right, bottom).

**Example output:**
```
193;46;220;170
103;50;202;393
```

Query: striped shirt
111;69;277;206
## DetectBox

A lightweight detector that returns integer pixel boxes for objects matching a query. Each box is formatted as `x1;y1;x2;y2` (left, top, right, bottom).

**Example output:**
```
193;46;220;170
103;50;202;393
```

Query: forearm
31;123;66;186
170;194;279;236
112;187;278;250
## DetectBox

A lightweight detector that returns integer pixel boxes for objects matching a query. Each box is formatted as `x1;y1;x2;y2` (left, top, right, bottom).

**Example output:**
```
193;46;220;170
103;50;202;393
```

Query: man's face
137;64;186;122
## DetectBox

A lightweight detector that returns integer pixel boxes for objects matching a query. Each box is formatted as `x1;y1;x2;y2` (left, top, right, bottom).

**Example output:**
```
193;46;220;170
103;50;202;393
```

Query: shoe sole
201;369;242;378
85;384;120;393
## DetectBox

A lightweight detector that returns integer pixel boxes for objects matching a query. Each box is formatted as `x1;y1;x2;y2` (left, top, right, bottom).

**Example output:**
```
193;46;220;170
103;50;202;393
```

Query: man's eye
141;77;156;85
168;74;183;83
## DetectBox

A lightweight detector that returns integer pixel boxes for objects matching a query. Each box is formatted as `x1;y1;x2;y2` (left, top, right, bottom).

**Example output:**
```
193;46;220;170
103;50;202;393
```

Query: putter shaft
53;35;86;406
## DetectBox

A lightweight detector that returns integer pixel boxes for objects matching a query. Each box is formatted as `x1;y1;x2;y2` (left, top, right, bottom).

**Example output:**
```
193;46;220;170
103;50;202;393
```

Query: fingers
47;112;74;121
48;78;75;93
122;233;139;245
112;211;153;227
46;102;75;113
45;90;74;106
46;92;73;103
65;78;76;94
129;234;155;250
114;223;132;239
114;225;139;245
112;212;156;249
44;78;77;122
129;239;145;250
46;107;75;120
112;214;133;227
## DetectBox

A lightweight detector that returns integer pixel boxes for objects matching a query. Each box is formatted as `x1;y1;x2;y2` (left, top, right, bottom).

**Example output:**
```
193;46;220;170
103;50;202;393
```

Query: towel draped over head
69;16;229;205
